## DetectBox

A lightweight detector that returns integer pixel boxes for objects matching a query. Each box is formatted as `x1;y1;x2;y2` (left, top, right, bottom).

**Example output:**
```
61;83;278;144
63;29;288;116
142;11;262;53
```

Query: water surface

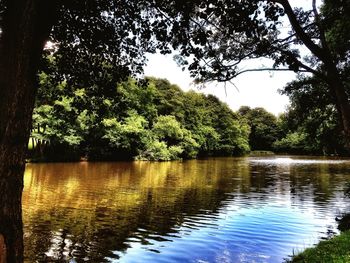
23;156;350;262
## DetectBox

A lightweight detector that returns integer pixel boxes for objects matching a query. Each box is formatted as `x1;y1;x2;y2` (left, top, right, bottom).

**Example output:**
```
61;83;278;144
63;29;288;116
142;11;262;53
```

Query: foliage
102;111;150;158
161;0;347;81
275;75;349;155
31;76;250;161
238;106;279;151
163;0;350;146
32;70;350;159
19;0;350;161
288;231;350;263
152;115;185;143
273;131;308;154
137;140;183;161
8;1;350;261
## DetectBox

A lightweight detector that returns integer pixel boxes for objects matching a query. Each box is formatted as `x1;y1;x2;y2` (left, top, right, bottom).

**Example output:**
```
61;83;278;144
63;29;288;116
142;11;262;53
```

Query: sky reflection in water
23;156;350;262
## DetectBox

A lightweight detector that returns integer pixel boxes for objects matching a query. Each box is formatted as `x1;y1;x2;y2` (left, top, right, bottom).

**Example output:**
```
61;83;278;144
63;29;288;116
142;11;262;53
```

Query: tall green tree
31;75;250;161
238;106;279;151
205;97;249;155
168;0;350;146
0;1;194;260
274;75;349;155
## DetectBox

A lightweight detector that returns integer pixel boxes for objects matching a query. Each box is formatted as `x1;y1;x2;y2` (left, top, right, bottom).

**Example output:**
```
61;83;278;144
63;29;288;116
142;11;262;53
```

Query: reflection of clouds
215;249;234;263
116;202;342;263
238;253;270;263
250;157;350;165
45;230;75;261
23;157;350;263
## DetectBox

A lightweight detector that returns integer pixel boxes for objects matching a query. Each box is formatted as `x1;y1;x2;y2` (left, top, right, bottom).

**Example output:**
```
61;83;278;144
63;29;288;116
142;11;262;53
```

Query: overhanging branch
235;67;306;77
269;0;327;62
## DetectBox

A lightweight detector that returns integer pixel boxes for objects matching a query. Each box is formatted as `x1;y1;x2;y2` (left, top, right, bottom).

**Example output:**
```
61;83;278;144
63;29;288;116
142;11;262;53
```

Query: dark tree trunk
278;0;350;147
332;85;350;145
325;64;350;147
0;1;58;262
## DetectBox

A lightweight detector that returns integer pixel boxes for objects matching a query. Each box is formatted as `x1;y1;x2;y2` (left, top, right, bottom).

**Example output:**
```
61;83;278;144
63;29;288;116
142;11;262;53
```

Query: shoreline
289;230;350;262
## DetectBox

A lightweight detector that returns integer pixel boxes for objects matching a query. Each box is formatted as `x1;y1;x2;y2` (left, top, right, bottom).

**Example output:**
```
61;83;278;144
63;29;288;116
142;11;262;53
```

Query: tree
31;72;249;162
238;107;280;151
0;1;60;261
205;96;250;155
102;111;150;159
137;115;195;161
274;75;349;155
167;0;350;145
0;1;191;261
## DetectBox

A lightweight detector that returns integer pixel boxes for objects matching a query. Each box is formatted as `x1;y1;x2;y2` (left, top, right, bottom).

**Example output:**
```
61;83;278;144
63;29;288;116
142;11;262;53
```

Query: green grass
289;231;350;263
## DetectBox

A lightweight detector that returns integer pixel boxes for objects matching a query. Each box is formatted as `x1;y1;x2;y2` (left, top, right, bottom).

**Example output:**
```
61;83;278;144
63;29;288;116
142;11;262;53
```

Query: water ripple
22;157;350;263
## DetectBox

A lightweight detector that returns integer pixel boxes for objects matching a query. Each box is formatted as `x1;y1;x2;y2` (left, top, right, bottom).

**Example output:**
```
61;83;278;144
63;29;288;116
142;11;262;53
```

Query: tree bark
0;1;58;262
278;0;350;147
325;64;350;147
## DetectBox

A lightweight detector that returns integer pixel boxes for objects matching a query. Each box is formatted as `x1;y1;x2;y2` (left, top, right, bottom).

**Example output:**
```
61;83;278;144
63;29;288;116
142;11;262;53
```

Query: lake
23;156;350;262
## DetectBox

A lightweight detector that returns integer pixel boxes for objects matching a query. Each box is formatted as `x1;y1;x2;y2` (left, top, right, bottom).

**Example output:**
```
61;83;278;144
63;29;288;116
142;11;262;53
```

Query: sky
144;53;296;116
143;1;316;116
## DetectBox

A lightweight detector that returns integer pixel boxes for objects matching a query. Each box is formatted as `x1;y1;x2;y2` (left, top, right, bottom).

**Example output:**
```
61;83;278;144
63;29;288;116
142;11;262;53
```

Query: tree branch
312;0;329;51
235;67;306;77
271;0;327;62
296;60;324;79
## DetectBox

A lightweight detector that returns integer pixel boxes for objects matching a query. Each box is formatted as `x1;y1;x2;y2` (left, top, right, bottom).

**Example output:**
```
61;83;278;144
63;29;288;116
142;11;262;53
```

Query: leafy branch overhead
18;0;350;145
163;0;348;82
156;0;350;147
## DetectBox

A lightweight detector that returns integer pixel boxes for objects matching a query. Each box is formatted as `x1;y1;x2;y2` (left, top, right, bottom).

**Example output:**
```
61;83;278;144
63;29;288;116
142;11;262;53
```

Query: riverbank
289;230;350;262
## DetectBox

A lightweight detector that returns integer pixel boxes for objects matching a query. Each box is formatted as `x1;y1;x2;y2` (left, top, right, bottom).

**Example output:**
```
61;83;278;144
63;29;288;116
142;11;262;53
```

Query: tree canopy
238;106;280;151
274;75;349;155
30;75;250;161
163;0;350;144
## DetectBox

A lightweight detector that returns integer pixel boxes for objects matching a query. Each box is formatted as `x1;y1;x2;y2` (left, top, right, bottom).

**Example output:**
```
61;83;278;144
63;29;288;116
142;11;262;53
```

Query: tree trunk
277;0;350;147
332;84;350;145
0;1;58;262
325;64;350;147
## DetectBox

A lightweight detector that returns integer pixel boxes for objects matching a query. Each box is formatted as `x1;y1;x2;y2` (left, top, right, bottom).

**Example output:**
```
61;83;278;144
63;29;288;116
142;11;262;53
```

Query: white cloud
143;1;319;115
144;53;295;115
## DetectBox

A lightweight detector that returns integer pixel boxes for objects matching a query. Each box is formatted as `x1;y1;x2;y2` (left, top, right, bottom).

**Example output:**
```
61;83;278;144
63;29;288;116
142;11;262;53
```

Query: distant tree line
275;75;350;156
238;78;349;156
29;69;250;161
30;62;349;161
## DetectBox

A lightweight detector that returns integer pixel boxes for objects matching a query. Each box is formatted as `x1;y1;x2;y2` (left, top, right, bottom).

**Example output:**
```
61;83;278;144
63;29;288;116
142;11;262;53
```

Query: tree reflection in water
22;157;350;262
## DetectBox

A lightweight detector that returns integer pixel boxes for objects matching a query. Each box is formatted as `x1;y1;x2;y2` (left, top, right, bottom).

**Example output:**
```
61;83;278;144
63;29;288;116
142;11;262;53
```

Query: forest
30;70;251;161
29;67;350;162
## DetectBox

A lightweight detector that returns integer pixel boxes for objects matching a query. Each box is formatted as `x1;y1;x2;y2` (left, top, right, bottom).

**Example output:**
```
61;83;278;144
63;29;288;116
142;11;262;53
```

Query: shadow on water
22;156;350;262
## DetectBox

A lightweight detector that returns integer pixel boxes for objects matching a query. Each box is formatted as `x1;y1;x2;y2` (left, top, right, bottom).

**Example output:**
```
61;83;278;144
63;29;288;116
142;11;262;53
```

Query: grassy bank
289;231;350;263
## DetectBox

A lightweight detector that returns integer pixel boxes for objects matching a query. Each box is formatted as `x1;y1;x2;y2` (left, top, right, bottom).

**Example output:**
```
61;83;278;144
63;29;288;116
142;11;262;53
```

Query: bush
137;140;183;161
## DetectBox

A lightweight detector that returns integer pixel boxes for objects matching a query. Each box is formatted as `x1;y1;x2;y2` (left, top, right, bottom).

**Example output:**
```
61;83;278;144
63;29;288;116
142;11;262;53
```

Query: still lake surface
23;156;350;262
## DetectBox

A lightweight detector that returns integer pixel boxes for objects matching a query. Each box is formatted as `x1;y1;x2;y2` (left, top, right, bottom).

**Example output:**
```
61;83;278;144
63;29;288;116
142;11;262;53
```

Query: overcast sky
143;1;316;116
144;54;296;116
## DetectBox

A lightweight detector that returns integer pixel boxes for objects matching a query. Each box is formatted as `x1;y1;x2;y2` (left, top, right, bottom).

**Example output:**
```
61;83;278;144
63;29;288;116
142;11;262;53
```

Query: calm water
23;156;350;263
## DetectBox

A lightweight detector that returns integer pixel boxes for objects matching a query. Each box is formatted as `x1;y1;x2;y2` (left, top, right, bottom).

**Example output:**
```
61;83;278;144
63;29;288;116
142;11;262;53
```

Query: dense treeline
274;75;350;156
30;71;349;161
237;106;281;152
238;81;349;156
30;74;250;161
